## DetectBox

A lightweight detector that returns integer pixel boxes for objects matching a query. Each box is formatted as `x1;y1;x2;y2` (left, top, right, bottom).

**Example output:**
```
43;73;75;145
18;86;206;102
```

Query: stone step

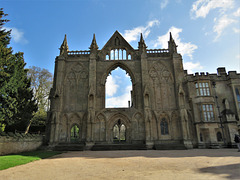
154;144;187;150
91;144;147;151
54;143;85;151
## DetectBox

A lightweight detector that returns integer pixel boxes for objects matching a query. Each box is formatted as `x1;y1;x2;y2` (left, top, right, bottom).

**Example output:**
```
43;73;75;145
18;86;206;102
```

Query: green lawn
0;150;63;170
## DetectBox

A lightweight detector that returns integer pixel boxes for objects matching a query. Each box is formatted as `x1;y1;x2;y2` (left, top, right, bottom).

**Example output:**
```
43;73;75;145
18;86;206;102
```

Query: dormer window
106;49;131;60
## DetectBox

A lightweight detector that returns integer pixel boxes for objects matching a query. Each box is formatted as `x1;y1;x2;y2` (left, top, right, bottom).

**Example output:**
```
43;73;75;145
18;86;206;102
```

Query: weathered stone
47;31;240;149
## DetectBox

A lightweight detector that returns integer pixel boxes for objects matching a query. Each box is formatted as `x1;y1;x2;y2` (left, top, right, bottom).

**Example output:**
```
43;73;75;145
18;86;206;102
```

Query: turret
59;34;69;56
168;32;177;54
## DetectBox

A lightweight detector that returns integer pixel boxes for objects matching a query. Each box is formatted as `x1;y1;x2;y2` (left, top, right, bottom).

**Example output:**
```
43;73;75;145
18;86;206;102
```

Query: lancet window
106;49;131;60
160;118;169;135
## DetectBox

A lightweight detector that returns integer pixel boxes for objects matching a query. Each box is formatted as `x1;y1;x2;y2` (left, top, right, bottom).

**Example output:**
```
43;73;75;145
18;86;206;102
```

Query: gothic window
70;125;80;142
113;120;126;142
105;67;132;108
106;49;128;60
202;104;214;121
160;118;169;135
195;82;210;96
216;132;222;142
110;50;114;60
123;50;126;60
128;54;131;60
119;49;123;59
235;88;240;109
115;37;120;46
106;54;109;60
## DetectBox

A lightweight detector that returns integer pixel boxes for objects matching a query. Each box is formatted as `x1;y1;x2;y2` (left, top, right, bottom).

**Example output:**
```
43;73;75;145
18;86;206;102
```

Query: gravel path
0;149;240;180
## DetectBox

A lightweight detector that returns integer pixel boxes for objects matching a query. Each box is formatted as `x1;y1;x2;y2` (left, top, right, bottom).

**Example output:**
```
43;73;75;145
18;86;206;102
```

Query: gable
101;31;134;52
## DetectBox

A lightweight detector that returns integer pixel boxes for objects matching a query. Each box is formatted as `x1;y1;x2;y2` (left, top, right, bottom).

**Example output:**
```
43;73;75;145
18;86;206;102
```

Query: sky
1;0;240;107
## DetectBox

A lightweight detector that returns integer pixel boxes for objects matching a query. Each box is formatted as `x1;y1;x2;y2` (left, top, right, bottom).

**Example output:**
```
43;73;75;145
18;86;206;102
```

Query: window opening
110;50;114;60
128;54;131;60
106;54;109;60
113;120;126;142
70;125;80;143
106;49;128;60
235;88;240;109
123;50;126;60
105;67;132;108
200;133;203;142
119;49;122;59
160;118;169;135
202;104;214;121
216;132;222;142
195;82;210;96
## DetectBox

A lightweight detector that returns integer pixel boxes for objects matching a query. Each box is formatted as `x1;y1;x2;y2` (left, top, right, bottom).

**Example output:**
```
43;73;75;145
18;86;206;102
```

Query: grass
0;150;63;170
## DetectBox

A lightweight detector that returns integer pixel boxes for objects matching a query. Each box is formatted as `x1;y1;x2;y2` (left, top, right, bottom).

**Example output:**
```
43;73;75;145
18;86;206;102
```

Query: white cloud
233;28;240;33
123;20;160;43
5;27;28;44
161;0;169;9
106;85;132;108
191;0;234;19
183;62;204;74
233;7;240;17
153;26;198;59
106;75;119;97
213;15;236;41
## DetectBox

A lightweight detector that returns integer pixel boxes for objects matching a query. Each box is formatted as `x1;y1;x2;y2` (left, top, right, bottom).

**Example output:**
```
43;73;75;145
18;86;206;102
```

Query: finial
89;33;99;50
168;32;177;53
138;33;147;52
59;34;69;56
170;32;173;41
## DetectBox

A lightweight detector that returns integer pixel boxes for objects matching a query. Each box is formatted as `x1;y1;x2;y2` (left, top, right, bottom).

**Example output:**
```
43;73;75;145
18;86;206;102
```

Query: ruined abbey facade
47;31;240;149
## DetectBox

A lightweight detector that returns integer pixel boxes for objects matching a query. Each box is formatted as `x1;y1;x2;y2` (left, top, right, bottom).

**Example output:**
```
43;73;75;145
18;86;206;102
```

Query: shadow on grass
0;150;63;170
19;150;63;159
199;163;240;179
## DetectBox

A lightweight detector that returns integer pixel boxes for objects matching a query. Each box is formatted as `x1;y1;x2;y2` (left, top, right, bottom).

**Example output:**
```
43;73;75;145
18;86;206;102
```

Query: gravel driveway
0;149;239;180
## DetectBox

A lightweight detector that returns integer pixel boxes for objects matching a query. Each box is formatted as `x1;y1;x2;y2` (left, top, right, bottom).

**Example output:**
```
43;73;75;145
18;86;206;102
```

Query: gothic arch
101;62;136;85
94;113;107;141
107;113;131;142
159;112;171;139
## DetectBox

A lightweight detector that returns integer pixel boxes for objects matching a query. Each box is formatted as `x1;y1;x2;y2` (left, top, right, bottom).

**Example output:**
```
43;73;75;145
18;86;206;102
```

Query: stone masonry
47;31;240;149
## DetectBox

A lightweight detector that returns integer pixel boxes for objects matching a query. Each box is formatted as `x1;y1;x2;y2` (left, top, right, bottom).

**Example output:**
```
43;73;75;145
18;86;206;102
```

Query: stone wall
0;132;43;155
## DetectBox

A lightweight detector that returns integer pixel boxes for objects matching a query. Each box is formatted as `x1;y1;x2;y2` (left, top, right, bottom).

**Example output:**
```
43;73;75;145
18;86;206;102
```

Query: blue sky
1;0;240;107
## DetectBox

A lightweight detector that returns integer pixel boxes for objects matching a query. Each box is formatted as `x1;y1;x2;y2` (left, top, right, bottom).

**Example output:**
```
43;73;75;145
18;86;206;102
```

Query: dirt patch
0;149;239;180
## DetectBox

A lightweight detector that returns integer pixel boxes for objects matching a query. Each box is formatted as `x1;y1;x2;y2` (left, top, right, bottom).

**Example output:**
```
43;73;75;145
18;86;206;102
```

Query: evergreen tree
0;9;37;132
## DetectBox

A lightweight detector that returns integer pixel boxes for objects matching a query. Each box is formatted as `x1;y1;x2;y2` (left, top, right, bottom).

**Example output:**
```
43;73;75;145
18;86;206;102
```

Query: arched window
123;49;126;60
70;125;80;142
106;54;109;60
128;54;131;60
113;119;126;142
216;132;222;142
160;118;169;135
106;49;129;60
105;67;132;108
119;49;122;59
110;50;114;60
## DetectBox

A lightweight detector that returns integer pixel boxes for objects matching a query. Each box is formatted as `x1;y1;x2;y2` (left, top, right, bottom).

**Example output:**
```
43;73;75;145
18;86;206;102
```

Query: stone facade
47;31;240;149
